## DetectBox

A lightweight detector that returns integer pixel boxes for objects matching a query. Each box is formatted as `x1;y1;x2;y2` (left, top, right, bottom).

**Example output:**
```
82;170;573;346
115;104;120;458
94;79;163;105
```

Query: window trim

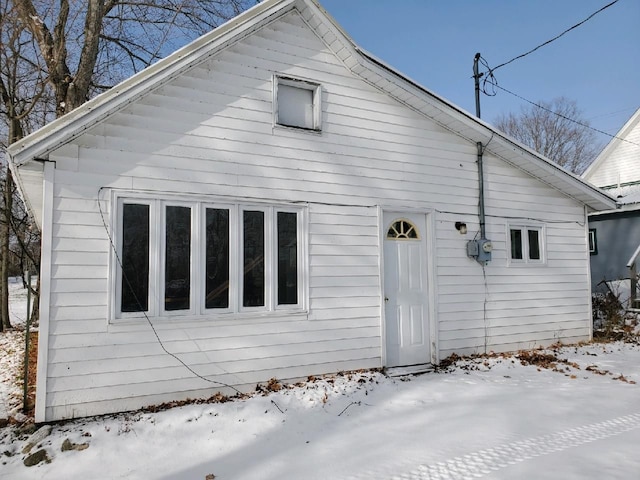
239;205;270;313
160;201;197;317
115;197;158;320
110;192;307;322
273;207;304;311
508;224;546;265
588;228;598;255
274;75;322;132
201;203;236;314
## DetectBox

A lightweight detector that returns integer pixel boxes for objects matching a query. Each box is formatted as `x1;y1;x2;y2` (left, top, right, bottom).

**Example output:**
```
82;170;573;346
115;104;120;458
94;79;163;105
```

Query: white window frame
160;201;197;317
115;197;158;320
274;75;322;132
200;203;236;314
588;228;598;255
508;224;546;265
110;192;307;321
239;205;271;313
273;207;305;312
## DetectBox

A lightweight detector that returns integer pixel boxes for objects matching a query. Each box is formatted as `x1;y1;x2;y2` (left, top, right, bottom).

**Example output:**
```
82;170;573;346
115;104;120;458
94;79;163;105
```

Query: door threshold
386;364;434;377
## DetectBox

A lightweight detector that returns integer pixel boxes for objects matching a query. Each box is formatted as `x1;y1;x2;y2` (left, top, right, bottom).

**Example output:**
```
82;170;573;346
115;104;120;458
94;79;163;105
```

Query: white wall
585;114;640;190
41;10;591;420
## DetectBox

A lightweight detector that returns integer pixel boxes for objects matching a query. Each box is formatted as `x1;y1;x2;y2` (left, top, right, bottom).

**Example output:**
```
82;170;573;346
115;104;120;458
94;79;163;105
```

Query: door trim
379;207;438;366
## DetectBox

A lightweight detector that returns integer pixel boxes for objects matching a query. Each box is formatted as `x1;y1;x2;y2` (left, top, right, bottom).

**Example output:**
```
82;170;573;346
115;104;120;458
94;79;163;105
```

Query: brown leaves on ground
256;378;283;395
145;391;244;414
25;331;38;415
439;344;636;385
516;349;580;374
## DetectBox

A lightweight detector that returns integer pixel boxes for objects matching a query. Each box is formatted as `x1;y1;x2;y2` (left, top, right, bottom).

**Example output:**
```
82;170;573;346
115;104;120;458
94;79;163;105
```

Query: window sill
109;309;309;330
507;260;547;267
273;123;322;135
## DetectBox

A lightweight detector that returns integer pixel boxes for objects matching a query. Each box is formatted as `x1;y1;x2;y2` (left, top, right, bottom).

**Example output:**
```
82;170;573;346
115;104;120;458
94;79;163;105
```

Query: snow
0;278;35;422
1;282;640;479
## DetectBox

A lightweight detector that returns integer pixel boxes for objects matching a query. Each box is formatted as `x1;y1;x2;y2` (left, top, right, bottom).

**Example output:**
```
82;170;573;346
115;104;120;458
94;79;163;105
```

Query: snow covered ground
0;277;34;422
1;281;639;479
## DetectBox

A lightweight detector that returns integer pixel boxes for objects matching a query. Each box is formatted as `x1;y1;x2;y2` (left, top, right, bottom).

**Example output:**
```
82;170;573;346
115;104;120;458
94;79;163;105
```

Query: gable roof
7;0;615;212
582;107;640;182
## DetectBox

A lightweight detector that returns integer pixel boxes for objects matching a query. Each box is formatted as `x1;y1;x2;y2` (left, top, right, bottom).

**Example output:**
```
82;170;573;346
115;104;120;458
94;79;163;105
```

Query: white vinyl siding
584;112;640;190
39;10;592;421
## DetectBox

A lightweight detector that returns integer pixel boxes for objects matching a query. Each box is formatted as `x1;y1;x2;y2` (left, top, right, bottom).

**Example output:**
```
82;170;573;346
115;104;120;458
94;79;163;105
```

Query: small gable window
275;76;321;131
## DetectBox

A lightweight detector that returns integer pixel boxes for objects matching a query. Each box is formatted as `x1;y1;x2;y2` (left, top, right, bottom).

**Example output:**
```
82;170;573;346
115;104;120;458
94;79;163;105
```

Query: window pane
165;206;191;311
278;83;314;129
528;229;541;260
205;208;229;309
510;229;523;260
121;204;149;312
243;210;265;307
277;212;298;305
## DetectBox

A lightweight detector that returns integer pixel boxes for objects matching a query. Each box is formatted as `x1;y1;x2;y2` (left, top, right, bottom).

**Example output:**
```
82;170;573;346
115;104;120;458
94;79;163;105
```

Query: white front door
383;212;430;367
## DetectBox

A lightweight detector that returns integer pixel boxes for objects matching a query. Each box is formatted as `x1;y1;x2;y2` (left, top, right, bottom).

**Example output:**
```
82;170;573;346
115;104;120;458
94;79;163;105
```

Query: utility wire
488;0;620;74
96;187;242;395
492;83;640;148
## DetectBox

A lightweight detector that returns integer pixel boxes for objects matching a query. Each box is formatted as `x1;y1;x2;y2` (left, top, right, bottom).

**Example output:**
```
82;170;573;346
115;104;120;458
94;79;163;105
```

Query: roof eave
582;107;640;180
346;43;617;212
7;0;295;167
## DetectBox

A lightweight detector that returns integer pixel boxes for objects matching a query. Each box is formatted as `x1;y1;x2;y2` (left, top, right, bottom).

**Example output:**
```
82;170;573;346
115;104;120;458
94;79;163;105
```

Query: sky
318;0;640;148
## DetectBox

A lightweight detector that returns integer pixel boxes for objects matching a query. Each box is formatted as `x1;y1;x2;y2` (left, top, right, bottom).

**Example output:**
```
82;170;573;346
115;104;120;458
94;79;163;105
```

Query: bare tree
0;0;255;329
494;97;602;174
0;2;47;331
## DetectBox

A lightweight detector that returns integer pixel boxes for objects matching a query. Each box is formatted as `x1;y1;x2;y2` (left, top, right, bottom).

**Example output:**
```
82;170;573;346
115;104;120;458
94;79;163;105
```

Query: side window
205;208;230;309
509;225;544;264
589;229;598;255
164;205;192;312
242;209;266;308
277;211;298;306
275;76;321;131
121;203;150;313
510;228;523;260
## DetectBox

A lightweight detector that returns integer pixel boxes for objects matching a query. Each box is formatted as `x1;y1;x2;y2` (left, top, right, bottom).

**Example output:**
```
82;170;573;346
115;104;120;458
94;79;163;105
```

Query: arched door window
387;219;420;240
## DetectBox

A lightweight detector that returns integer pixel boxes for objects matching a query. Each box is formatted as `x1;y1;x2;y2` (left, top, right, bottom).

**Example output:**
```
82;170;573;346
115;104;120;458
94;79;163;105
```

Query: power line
96;187;243;395
492;83;640;148
489;0;620;75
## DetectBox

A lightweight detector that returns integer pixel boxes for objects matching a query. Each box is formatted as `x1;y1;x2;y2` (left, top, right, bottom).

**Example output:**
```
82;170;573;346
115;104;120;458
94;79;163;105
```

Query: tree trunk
30;273;40;323
0;167;13;331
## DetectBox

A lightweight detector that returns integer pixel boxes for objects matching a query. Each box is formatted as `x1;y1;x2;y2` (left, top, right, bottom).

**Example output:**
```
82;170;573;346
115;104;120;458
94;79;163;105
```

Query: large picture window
114;196;305;319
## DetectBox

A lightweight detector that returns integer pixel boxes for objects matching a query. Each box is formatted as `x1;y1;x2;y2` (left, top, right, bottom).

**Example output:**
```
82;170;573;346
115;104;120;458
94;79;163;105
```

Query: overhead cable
488;0;620;75
493;83;640;148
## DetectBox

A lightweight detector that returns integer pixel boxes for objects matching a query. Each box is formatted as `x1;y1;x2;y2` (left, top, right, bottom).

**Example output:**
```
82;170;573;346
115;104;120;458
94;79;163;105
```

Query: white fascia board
486;133;617;211
7;161;38;229
7;0;295;167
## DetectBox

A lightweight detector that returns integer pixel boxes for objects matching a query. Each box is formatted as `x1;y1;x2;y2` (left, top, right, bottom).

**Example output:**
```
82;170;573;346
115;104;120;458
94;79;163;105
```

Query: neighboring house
7;0;614;423
582;108;640;300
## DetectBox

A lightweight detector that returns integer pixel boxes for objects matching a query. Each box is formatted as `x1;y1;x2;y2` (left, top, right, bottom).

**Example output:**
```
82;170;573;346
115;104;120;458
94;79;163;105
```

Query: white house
8;0;615;423
583;108;640;199
582;108;640;300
